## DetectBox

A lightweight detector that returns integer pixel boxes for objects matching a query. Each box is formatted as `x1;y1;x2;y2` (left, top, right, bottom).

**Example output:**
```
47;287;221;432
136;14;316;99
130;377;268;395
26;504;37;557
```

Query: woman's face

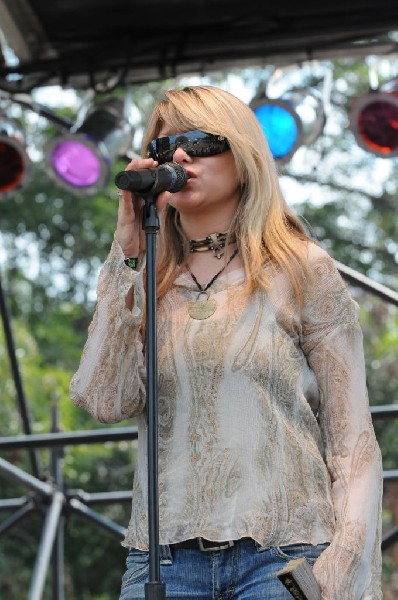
155;126;240;219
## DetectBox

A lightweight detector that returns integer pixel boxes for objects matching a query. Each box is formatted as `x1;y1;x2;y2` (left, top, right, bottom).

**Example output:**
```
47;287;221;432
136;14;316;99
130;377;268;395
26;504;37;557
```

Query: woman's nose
172;145;192;163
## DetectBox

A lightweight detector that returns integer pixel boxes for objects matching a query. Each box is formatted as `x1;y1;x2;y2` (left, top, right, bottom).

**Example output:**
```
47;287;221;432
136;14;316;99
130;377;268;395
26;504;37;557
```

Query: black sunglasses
146;130;230;164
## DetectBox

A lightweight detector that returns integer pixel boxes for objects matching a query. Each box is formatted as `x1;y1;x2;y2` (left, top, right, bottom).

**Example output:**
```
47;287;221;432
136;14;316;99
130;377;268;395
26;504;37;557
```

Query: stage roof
0;0;398;92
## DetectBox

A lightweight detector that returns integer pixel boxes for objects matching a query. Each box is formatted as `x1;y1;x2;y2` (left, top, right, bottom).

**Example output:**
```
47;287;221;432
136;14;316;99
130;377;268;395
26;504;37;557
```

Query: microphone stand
115;162;187;599
141;188;166;600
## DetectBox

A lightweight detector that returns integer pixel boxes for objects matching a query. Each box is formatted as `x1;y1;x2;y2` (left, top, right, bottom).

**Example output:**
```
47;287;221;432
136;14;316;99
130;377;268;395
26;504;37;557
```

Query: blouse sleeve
300;243;383;600
69;239;146;423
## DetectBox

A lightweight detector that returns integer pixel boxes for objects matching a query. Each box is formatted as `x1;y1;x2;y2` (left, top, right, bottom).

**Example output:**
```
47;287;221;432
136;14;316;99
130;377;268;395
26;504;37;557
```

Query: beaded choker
188;232;235;259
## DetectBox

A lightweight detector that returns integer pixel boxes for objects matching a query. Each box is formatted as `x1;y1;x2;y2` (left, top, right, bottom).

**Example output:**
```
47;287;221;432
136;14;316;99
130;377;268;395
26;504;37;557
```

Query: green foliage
0;275;134;599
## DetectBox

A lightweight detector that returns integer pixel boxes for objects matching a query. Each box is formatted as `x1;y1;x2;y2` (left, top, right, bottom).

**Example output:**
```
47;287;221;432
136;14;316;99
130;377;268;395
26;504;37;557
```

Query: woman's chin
168;193;206;214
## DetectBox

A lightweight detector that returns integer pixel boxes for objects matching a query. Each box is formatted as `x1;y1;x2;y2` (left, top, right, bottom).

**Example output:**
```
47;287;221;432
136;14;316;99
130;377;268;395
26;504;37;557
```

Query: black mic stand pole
141;189;166;600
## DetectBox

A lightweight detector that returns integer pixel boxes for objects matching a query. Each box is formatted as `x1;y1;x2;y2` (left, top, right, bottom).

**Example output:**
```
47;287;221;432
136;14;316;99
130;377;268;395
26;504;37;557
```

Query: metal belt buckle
198;538;234;552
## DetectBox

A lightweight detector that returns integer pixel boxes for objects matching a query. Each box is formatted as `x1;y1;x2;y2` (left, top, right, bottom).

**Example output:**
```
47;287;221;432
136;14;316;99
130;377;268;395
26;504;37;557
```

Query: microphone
115;162;189;195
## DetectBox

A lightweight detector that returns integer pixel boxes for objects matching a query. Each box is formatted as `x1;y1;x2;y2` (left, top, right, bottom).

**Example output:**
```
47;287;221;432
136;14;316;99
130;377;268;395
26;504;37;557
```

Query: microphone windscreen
161;162;189;192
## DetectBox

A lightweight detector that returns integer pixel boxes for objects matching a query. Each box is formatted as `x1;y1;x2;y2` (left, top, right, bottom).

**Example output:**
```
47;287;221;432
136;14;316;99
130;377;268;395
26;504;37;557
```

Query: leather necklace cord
186;248;239;293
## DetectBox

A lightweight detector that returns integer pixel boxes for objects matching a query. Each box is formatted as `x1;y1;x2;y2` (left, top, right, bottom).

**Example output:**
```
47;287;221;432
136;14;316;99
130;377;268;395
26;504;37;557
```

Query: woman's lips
185;169;196;179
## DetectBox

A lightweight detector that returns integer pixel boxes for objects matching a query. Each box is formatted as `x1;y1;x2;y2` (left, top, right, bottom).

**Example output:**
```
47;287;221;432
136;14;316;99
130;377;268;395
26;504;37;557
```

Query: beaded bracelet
124;257;138;269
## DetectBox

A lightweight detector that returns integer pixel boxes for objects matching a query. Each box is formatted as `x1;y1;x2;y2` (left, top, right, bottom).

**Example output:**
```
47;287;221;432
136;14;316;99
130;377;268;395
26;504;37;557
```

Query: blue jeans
119;538;329;599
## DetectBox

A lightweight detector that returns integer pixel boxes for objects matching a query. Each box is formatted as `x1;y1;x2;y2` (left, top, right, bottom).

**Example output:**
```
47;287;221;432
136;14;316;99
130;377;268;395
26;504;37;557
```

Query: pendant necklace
186;249;238;320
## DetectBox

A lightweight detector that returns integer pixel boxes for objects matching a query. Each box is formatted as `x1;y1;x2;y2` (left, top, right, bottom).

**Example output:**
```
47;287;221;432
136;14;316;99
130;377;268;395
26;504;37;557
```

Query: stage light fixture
349;79;398;158
44;98;134;196
0;112;30;196
250;88;325;161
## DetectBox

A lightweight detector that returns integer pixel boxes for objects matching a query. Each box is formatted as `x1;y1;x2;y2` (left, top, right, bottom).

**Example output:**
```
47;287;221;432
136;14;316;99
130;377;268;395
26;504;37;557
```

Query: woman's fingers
156;190;172;211
117;157;158;212
125;157;158;171
115;158;157;256
115;157;177;255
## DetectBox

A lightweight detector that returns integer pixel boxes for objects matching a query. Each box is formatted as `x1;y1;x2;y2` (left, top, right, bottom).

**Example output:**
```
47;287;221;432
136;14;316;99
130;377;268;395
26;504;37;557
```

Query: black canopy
0;0;398;91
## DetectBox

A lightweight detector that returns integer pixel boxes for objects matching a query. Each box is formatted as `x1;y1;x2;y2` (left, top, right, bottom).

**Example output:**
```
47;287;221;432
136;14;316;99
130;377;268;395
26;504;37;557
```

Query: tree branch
283;172;396;211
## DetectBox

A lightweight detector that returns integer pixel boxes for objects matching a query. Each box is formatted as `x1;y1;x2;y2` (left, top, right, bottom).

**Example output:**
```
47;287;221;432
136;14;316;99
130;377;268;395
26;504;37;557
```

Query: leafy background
0;60;397;598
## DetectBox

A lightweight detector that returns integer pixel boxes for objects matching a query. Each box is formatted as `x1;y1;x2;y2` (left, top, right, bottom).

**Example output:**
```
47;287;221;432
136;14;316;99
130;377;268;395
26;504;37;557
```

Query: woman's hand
115;157;159;257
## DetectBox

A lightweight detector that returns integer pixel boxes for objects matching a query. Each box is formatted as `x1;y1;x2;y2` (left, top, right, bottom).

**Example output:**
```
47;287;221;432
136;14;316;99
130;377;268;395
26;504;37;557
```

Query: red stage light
0;114;30;196
349;80;398;158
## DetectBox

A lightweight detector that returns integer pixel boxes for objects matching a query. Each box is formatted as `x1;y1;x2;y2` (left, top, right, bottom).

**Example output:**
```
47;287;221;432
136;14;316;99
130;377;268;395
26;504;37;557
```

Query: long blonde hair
141;85;312;304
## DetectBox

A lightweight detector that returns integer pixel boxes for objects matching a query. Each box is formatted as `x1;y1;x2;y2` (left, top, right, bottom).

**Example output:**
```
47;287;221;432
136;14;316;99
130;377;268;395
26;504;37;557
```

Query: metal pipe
0;497;28;510
336;260;398;307
67;489;132;505
0;500;35;535
381;526;398;551
0;91;73;130
0;270;40;477
51;516;65;600
0;426;138;450
383;470;398;481
371;405;398;419
0;457;53;497
69;498;126;539
29;491;64;600
50;400;65;600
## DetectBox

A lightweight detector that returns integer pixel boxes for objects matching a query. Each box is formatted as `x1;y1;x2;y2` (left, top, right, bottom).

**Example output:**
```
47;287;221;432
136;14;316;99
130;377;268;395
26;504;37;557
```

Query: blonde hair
141;85;312;304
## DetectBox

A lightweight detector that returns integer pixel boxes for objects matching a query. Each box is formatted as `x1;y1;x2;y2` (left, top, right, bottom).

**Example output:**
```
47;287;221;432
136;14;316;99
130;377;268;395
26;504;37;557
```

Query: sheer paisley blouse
70;239;382;600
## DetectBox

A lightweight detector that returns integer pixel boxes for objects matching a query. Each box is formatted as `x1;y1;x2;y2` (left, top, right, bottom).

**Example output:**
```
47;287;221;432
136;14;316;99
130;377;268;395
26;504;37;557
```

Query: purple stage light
50;139;102;187
45;132;110;196
44;99;134;196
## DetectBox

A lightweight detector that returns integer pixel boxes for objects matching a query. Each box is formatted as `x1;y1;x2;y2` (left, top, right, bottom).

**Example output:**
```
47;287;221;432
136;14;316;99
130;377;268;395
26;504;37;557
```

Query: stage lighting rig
44;98;134;196
250;87;326;162
349;78;398;158
0;111;30;196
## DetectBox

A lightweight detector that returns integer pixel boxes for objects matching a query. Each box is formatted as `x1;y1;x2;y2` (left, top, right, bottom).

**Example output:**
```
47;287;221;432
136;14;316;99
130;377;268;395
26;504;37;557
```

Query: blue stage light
252;103;299;159
251;88;325;162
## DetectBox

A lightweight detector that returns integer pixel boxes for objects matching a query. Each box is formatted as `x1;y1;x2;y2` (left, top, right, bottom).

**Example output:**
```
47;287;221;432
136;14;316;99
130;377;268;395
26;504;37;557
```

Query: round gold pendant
188;296;217;320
